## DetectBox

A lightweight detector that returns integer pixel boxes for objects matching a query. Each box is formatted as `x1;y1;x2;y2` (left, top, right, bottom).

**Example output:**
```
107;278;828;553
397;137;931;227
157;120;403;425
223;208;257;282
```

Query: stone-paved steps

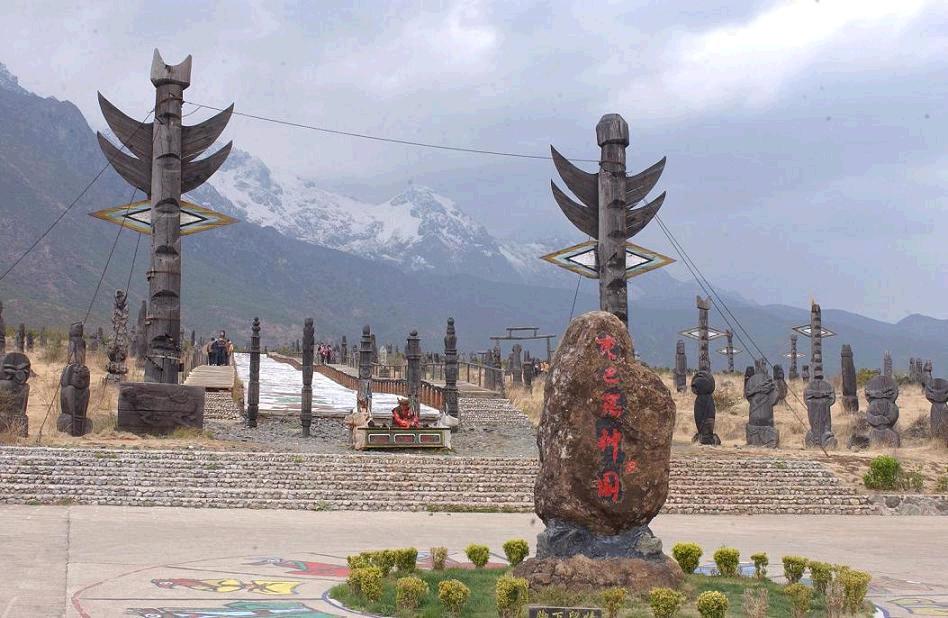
460;398;533;429
0;447;873;514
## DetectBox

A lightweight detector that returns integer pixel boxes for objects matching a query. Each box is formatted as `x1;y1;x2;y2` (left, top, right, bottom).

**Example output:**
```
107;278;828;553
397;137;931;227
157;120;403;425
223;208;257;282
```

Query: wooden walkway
183;365;235;391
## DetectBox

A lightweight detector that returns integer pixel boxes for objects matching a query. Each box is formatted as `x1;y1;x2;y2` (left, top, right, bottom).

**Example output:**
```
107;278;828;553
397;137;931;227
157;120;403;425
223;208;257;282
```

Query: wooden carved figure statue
925;378;948;442
106;289;129;383
864;375;900;448
57;322;91;436
0;352;31;437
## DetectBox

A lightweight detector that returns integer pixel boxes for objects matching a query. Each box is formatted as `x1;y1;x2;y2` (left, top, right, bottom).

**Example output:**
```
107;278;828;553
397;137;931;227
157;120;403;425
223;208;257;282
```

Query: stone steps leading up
0;446;873;514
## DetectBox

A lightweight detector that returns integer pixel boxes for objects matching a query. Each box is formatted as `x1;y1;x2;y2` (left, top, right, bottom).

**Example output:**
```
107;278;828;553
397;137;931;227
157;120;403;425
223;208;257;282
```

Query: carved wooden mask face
2;353;31;384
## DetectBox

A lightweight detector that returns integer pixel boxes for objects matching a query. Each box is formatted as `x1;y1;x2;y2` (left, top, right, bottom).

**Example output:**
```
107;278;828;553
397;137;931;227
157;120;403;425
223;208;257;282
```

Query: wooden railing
272;353;446;410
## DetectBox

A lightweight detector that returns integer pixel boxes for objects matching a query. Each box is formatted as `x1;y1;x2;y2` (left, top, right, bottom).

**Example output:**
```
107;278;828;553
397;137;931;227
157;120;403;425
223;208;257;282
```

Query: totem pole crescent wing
182;104;234;161
625;157;666;204
181;142;232;193
551;181;597;237
551;145;598;209
96;132;151;193
97;93;153;161
624;191;665;239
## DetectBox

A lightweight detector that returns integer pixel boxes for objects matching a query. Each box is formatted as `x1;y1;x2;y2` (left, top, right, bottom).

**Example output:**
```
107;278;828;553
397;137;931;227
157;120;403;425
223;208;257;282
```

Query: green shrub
346;553;370;570
713;547;740;577
495;575;529;618
856;368;879;387
465;543;490;568
750;552;769;580
838;568;871;613
784;583;812;618
863;455;901;490
346;567;364;594
431;546;448;570
601;587;627;618
782;556;809;584
672;542;703;574
696;590;729;618
394;547;418;572
438;579;471;617
825;577;846;617
649;587;685;618
809;561;833;594
898;467;925;492
502;538;530;566
395;575;428;610
346;566;382;600
742;587;769;618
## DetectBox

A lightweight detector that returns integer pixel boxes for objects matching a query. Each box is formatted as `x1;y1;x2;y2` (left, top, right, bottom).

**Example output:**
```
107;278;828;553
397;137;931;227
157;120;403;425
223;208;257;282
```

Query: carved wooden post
301;318;314;437
841;344;858;413
789;334;799;380
341;336;348;366
16;323;25;352
804;302;837;449
0;301;5;354
97;50;232;383
370;333;378;364
697;297;711;373
358;326;373;420
511;343;523;385
674;340;687;393
247;317;260;428
443;317;460;425
406;330;421;417
725;330;735;373
883;351;893;379
136;300;147;360
691;296;719;444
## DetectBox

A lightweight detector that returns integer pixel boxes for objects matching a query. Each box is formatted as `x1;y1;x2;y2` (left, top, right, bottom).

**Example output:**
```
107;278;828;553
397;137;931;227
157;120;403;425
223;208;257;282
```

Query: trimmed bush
465;543;490;568
601;587;627;618
394;547;418;573
431;546;448;570
784;583;812;618
839;568;872;613
649;587;685;618
782;556;808;584
495;575;529;618
863;455;901;490
672;542;703;574
696;590;729;618
347;566;382;601
346;554;370;570
741;587;769;618
751;552;769;580
438;579;471;617
713;547;740;577
502;538;530;566
809;561;833;594
395;575;428;610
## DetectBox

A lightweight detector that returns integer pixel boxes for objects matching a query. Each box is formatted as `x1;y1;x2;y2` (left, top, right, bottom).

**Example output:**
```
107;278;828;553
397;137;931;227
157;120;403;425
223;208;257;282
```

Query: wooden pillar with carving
406;330;421;418
247;317;260;428
443;318;460;425
301;318;314;437
357;326;373;420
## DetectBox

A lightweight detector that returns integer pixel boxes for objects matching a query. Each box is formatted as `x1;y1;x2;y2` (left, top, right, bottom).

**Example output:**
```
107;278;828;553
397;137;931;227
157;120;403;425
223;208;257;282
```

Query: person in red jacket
391;398;418;428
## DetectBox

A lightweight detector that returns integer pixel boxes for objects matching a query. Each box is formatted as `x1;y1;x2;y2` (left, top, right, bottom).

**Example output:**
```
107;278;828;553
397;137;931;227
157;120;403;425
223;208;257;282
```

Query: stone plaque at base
356;427;451;449
117;383;205;434
529;606;602;618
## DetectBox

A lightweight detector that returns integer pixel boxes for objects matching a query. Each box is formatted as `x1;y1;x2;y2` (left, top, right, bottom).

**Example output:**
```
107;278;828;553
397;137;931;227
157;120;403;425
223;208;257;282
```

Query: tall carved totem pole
443;317;460;424
97;50;232;383
301;318;314;437
247;317;261;428
550;114;667;325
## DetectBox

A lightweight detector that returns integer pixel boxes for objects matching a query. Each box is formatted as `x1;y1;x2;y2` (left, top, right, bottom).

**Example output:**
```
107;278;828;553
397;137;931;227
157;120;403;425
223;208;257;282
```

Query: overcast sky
1;0;946;321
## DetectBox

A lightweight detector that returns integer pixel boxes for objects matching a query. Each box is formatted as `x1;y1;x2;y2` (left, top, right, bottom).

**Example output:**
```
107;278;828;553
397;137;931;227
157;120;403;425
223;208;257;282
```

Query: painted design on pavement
126;600;335;617
245;558;349;578
888;596;948;615
152;578;302;595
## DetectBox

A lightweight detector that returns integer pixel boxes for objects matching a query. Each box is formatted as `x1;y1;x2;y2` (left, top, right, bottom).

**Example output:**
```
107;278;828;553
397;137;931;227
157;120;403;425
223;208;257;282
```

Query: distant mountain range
0;61;945;375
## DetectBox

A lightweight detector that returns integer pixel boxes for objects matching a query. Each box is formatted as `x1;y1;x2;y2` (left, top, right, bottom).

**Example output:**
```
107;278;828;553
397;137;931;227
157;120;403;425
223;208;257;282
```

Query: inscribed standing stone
883;352;893;379
673;340;687;394
925;378;948;441
841;344;859;413
515;311;682;592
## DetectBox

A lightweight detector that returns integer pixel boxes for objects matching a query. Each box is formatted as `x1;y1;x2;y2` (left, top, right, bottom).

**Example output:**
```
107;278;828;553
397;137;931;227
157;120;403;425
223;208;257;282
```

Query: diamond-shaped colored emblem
784;352;807;359
679;327;726;341
540;240;674;280
717;346;741;356
90;200;238;236
791;324;836;338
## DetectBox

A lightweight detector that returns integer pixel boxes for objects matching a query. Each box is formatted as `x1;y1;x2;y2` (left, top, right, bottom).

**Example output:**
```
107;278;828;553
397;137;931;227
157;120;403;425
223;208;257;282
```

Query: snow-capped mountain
208;149;517;282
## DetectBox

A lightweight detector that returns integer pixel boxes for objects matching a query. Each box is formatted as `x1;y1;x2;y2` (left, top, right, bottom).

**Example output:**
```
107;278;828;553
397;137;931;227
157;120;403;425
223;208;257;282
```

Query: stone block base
513;554;683;593
746;424;779;448
56;414;92;436
805;430;837;449
537;519;662;560
117;383;205;435
353;427;451;450
869;427;900;448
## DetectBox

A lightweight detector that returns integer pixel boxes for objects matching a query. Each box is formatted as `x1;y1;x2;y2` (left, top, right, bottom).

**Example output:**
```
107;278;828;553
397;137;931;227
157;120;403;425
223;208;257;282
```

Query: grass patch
331;572;872;617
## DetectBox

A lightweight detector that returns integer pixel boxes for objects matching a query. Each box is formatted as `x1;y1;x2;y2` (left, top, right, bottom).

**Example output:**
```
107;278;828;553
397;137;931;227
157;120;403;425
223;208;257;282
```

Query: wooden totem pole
724;330;735;373
789;334;800;380
247;317;260;428
406;330;422;418
443;317;460;425
357;326;373;420
301;318;315;437
97;50;232;383
551;114;666;325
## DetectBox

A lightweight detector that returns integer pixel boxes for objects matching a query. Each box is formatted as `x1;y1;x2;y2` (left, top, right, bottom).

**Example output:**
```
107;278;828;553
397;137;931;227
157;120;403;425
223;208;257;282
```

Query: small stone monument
523;351;535;392
26;330;34;352
925;377;948;441
745;371;780;447
0;352;31;437
301;318;315;437
803;303;837;449
0;301;5;354
691;297;720;445
673;340;687;393
863;375;900;448
788;334;799;380
511;343;523;384
106;290;129;383
802;364;810;382
340;335;348;365
883;351;893;379
922;360;933;391
513;311;682;592
57;322;91;436
773;364;788;403
840;344;859;413
15;323;25;352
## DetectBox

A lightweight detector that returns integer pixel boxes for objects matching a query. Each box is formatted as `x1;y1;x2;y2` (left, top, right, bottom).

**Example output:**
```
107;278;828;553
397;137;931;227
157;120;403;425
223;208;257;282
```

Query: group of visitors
207;331;233;366
317;342;336;364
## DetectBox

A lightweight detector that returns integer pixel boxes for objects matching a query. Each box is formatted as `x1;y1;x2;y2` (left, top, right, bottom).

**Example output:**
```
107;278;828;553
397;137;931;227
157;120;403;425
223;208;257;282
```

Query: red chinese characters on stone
602;366;620;385
595;335;617;361
596;470;621;503
601;391;624;419
597;428;622;464
625;460;638;474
